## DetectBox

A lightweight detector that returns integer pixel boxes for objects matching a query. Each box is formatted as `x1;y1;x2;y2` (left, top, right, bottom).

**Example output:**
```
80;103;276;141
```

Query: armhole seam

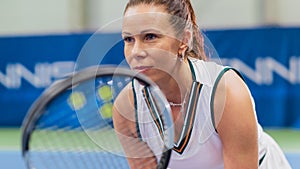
210;67;244;132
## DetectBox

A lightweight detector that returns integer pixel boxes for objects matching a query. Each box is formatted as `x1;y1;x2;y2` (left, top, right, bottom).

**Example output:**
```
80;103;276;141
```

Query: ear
178;29;192;56
182;29;192;46
178;43;188;56
178;29;192;54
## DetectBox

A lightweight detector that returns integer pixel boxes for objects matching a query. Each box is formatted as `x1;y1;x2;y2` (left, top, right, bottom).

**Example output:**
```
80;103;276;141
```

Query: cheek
157;40;180;57
123;46;131;61
150;49;177;69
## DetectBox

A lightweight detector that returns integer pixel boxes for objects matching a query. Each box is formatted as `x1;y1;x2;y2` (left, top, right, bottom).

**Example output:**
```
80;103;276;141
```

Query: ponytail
184;0;206;60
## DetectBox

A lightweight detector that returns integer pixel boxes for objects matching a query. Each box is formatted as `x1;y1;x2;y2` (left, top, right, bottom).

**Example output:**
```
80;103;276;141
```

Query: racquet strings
23;72;173;169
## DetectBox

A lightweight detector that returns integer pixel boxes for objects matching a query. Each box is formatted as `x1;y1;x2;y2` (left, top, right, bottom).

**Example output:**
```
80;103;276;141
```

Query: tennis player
113;0;292;168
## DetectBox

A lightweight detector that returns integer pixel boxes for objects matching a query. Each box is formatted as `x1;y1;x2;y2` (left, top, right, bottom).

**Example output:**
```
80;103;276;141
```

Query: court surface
0;128;299;169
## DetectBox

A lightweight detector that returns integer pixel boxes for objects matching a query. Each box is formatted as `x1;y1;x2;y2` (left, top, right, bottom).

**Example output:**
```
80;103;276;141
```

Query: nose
131;41;147;59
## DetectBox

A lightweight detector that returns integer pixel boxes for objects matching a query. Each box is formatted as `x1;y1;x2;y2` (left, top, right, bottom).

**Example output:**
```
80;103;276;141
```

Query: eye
123;36;134;43
144;33;158;41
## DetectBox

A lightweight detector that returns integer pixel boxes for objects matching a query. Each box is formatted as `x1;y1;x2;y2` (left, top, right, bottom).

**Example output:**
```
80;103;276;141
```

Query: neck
157;59;193;104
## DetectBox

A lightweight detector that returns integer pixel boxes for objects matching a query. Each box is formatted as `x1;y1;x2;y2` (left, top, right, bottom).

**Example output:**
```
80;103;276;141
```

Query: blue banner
206;27;300;128
0;27;299;128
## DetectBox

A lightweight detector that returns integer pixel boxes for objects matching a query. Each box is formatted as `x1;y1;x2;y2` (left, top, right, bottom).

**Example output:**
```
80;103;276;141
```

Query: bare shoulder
222;69;250;99
214;69;257;136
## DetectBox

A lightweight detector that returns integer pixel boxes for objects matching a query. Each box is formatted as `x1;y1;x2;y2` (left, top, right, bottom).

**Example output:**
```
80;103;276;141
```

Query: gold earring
177;52;184;62
178;44;187;61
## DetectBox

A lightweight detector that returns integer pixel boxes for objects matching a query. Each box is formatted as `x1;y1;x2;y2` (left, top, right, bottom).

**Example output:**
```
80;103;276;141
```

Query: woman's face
122;4;182;83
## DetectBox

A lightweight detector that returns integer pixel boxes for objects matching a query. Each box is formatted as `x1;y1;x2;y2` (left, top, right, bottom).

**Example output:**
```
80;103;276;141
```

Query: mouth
133;66;153;73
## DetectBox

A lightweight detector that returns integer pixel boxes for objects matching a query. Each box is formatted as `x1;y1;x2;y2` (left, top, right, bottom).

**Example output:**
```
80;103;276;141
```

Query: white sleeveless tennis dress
132;58;291;169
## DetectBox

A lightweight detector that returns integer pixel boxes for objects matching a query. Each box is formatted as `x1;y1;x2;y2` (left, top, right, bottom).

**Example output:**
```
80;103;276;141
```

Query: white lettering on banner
217;57;300;85
0;61;75;89
0;57;299;88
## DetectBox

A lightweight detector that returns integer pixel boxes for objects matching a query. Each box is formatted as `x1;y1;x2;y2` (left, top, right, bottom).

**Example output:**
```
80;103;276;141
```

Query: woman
113;0;291;168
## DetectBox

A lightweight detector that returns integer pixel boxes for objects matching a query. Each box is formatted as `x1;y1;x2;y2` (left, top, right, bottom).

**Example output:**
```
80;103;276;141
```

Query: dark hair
124;0;206;60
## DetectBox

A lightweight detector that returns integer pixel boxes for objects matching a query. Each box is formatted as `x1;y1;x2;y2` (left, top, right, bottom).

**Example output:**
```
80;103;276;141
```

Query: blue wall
1;27;299;128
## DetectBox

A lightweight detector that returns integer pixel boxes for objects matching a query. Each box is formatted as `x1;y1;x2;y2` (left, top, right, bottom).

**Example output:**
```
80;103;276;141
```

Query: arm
112;84;157;169
214;70;258;169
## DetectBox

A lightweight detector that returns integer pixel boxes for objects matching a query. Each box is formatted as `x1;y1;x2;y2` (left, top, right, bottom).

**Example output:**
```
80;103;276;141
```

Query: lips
133;66;153;72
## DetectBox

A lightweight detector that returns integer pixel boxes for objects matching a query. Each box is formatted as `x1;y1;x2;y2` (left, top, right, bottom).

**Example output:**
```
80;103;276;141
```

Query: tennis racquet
21;66;174;169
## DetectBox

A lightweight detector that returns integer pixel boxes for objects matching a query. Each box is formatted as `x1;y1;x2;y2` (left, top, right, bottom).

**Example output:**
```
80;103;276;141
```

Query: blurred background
0;0;299;168
0;0;300;35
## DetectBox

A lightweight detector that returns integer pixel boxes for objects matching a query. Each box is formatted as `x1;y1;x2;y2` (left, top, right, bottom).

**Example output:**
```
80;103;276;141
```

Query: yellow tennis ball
100;103;113;119
68;92;86;110
98;85;113;101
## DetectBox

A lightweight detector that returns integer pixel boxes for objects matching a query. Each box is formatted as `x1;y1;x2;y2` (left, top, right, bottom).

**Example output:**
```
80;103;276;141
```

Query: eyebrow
141;29;161;34
122;32;132;36
122;28;162;36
